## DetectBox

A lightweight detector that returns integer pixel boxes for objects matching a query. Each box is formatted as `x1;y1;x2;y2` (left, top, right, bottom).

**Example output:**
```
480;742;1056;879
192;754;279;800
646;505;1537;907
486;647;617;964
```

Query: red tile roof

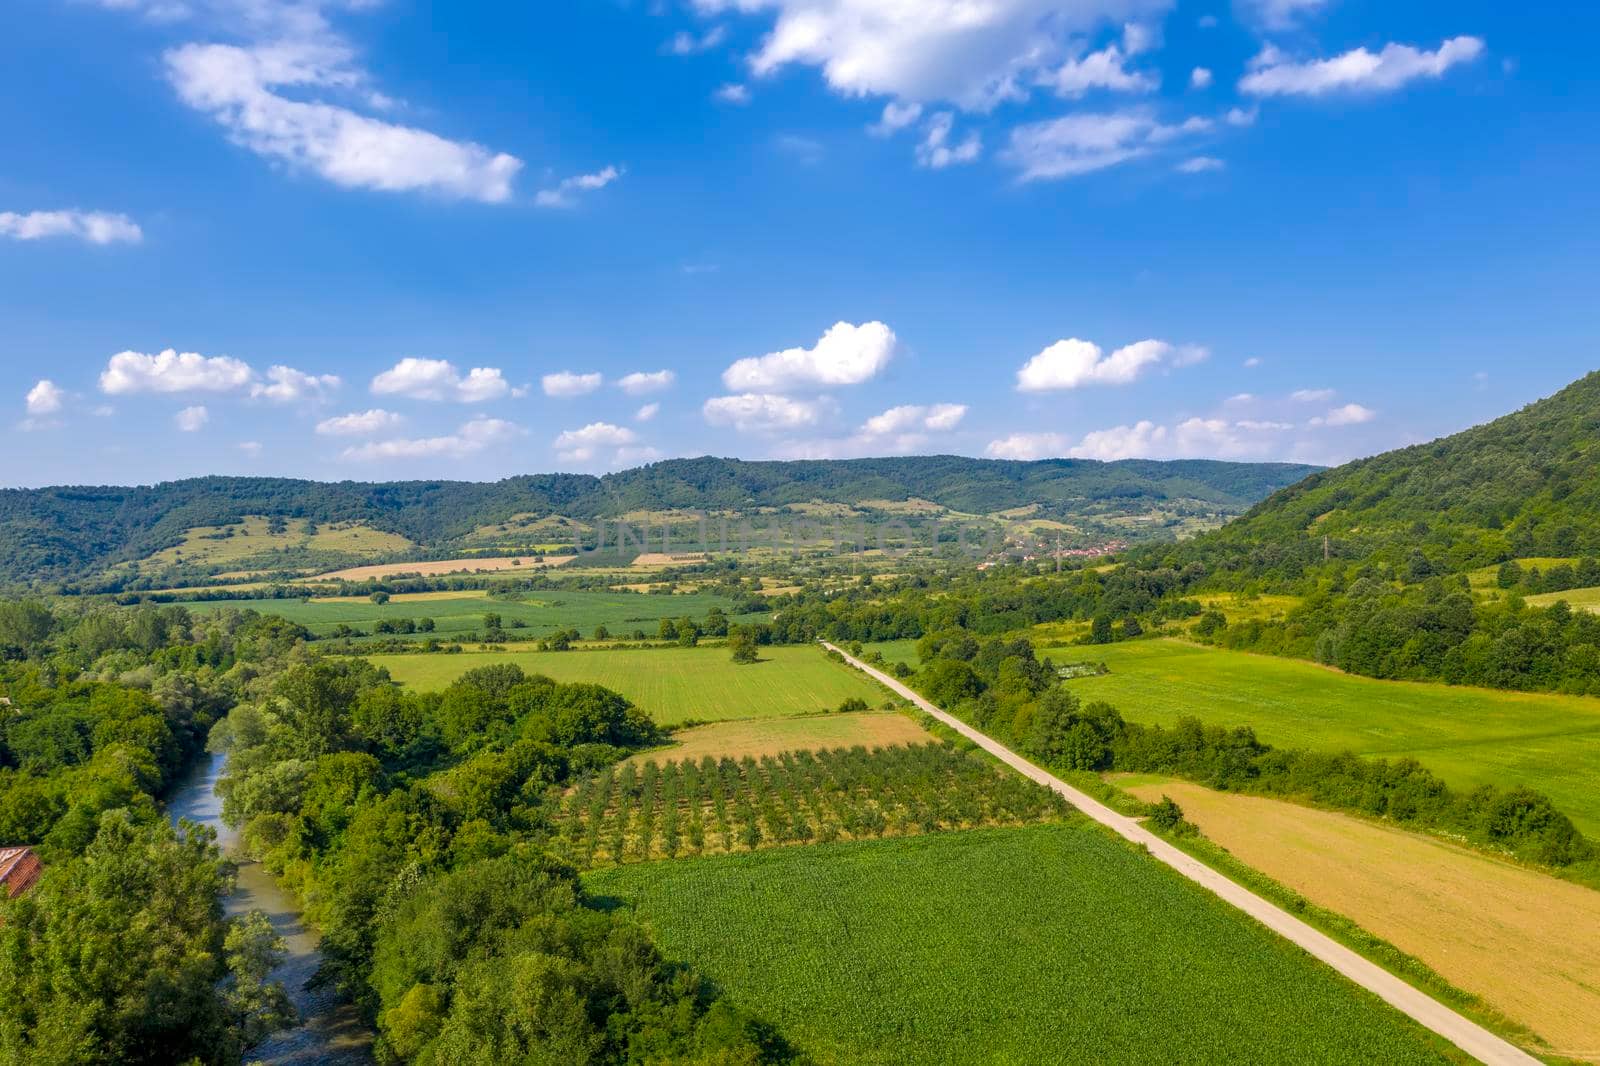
0;847;42;899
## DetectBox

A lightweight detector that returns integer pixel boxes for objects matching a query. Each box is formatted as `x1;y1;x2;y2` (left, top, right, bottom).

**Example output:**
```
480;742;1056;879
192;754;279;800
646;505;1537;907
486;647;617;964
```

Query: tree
592;625;610;641
1147;795;1189;834
729;629;760;664
370;591;390;606
1088;614;1114;645
1497;560;1524;590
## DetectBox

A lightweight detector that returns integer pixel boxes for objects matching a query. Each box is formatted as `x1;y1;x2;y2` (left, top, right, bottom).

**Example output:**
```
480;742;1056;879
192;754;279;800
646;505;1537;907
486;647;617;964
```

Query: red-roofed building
0;847;42;899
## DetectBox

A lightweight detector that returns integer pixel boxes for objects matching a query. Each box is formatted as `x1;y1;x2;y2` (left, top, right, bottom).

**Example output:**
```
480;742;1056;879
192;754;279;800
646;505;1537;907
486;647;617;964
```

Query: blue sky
3;0;1597;487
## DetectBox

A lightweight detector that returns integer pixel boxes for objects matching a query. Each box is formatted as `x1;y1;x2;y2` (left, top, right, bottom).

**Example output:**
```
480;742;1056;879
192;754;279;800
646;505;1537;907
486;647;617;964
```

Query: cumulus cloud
616;370;676;395
1290;388;1335;402
542;371;604;397
775;401;966;459
915;113;982;168
1004;109;1212;181
100;349;255;394
861;403;967;435
165;40;522;202
635;402;661;422
1225;106;1258;126
1237;0;1331;31
666;25;729;55
1047;42;1158;98
1067;419;1168;459
869;101;923;136
693;0;1171;111
1177;155;1224;173
1016;338;1206;391
370;358;511;403
703;393;833;432
25;380;65;417
341;416;523;461
0;209;143;245
985;431;1071;461
723;321;899;391
1240;38;1485;97
174;405;210;432
1190;67;1213;89
250;364;341;403
315;408;403;436
715;83;753;104
553;421;642;464
1311;402;1376;426
534;166;622;209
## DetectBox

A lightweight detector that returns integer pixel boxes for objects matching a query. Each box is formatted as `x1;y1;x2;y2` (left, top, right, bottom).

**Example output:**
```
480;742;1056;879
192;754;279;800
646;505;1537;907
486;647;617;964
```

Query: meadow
1526;585;1600;611
175;589;752;644
586;824;1451;1065
1118;775;1600;1059
370;644;887;725
1067;639;1600;835
552;743;1063;867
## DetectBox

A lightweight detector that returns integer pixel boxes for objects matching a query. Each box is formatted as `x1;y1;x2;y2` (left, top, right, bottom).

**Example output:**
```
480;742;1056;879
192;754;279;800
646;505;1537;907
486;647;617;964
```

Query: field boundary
822;642;1541;1066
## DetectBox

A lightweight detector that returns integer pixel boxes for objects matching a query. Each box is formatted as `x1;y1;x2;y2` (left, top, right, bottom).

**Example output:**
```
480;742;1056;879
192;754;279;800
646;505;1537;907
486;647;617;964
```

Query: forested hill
0;455;1317;583
1148;370;1600;579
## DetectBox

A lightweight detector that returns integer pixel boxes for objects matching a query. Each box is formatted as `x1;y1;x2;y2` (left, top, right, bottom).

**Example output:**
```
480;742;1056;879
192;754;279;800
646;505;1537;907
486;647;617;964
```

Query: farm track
822;642;1542;1066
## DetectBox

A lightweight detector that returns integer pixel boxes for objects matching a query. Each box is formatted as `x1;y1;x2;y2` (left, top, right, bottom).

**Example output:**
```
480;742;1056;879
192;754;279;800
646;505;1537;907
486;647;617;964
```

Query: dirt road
822;642;1540;1066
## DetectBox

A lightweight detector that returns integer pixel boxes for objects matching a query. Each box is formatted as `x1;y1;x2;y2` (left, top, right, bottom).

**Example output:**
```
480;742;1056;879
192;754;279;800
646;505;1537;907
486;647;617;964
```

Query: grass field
1067;639;1600;835
1525;585;1600;612
370;645;887;725
586;825;1450;1065
177;589;753;644
625;713;932;765
119;516;413;573
1118;776;1600;1059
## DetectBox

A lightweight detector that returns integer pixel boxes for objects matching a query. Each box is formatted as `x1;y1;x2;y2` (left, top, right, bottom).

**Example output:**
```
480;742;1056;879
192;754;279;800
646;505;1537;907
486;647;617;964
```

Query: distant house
0;847;42;899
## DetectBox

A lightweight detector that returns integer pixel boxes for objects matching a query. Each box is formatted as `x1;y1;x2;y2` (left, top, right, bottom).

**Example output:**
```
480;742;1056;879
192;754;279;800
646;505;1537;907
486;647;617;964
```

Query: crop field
175;589;750;644
370;645;887;725
625;713;933;765
1118;776;1600;1059
1070;639;1600;835
552;743;1063;867
586;824;1450;1065
305;553;578;581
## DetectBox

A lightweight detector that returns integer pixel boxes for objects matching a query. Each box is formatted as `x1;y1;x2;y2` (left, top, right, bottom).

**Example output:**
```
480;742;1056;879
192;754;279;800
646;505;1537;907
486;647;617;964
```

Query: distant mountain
0;455;1318;586
1154;371;1600;577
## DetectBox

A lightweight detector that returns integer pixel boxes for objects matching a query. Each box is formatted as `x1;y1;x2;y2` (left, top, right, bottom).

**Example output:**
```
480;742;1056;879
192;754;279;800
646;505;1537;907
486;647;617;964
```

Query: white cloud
666;25;729;54
1312;402;1376;426
1016;337;1205;391
1238;0;1330;31
1243;356;1262;368
985;431;1071;460
100;349;255;394
341;416;523;461
165;40;522;203
542;371;604;397
1004;109;1211;181
694;0;1171;111
534;165;623;209
703;393;833;432
635;402;661;422
25;380;65;416
370;358;511;403
617;369;676;395
553;421;642;464
861;403;967;435
869;101;923;136
916;112;982;168
1177;155;1224;173
315;408;404;436
1190;66;1213;89
0;210;143;245
1061;415;1296;460
1240;37;1485;97
1290;387;1334;402
1047;43;1157;98
723;321;899;391
174;405;210;432
250;364;340;403
1224;105;1258;126
1068;419;1167;459
238;440;263;456
715;83;753;104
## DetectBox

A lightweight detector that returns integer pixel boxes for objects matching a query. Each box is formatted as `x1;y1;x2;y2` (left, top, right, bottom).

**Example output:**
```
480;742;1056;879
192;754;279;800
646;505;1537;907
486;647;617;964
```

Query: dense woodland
0;455;1315;584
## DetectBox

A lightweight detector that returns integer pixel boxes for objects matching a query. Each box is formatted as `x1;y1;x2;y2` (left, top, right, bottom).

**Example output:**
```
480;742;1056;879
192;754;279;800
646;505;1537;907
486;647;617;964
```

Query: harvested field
306;554;577;581
1119;776;1600;1061
627;712;933;765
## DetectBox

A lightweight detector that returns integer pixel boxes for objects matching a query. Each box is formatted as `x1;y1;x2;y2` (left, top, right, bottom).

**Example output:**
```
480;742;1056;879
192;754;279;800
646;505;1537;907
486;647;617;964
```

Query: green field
1525;585;1600;612
176;589;756;643
369;645;886;725
586;825;1448;1065
1061;639;1600;836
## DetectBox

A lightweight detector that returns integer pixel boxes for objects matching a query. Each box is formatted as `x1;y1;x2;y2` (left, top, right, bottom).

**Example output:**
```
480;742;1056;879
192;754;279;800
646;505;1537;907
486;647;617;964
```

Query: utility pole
1324;534;1331;562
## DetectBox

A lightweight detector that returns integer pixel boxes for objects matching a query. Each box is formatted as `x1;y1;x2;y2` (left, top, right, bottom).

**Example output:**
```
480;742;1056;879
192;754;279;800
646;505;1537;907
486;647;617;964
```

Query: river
167;752;374;1064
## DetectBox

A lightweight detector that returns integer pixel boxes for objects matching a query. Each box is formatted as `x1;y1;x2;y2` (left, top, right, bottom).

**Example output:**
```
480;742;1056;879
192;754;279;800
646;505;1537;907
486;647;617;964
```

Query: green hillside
0;455;1317;585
